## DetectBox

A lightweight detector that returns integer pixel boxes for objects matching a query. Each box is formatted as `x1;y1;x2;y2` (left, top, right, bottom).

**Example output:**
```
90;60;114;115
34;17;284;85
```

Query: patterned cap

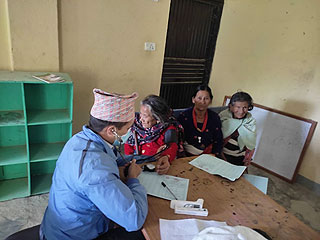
90;88;138;122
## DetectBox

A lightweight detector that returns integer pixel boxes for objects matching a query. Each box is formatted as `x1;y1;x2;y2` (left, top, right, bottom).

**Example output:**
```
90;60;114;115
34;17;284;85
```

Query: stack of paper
189;154;246;181
32;73;65;83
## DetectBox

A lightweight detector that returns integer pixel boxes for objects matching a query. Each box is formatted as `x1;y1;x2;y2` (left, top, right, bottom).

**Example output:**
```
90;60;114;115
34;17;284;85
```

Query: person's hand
157;145;167;153
156;156;170;175
243;158;252;166
220;152;228;162
127;159;142;179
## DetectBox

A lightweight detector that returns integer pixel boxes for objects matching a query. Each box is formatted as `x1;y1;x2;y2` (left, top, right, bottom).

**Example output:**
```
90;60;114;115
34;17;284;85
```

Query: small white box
170;199;208;216
174;207;209;216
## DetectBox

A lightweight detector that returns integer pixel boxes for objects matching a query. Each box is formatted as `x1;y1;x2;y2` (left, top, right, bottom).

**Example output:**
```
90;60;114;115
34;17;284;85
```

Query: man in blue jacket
40;89;148;240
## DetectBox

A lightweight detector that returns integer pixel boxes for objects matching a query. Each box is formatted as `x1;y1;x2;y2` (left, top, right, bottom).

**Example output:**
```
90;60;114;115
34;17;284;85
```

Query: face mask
113;128;131;147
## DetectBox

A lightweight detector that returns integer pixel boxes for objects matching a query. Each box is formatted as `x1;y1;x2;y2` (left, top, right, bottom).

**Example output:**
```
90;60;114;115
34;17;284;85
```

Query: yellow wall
210;0;320;183
7;0;59;71
0;0;13;70
1;0;319;183
59;0;171;131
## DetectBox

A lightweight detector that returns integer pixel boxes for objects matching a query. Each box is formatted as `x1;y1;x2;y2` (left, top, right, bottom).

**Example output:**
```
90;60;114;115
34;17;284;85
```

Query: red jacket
124;126;178;163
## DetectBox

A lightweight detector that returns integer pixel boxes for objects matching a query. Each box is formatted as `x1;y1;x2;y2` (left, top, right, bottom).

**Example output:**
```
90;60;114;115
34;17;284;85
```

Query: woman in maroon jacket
125;95;183;174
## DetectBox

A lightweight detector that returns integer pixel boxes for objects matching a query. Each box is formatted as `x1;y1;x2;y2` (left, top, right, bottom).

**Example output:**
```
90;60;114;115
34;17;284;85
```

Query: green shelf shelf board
29;142;65;162
0;146;28;166
27;109;71;125
0;110;25;126
31;174;53;195
0;177;29;201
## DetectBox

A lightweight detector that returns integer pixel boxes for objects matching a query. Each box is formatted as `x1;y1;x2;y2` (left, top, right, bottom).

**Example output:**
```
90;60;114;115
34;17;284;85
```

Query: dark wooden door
160;0;224;109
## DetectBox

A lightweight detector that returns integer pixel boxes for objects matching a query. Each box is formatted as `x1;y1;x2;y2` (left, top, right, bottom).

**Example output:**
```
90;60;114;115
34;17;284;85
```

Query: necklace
192;108;208;133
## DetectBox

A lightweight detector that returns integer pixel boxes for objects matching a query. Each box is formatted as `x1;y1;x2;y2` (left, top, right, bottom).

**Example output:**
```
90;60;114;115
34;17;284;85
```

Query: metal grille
162;57;205;84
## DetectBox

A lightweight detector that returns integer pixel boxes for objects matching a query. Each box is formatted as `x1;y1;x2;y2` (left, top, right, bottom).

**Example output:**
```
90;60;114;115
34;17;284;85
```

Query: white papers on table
159;218;227;240
243;174;268;194
138;172;189;200
189;154;246;181
160;218;268;240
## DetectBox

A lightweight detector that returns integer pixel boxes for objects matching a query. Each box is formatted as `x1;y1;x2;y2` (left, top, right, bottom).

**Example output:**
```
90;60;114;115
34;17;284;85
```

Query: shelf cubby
0;82;25;127
0;163;29;201
0;110;25;126
0;145;28;166
0;126;28;166
30;161;56;195
27;109;71;125
24;83;72;125
28;123;71;162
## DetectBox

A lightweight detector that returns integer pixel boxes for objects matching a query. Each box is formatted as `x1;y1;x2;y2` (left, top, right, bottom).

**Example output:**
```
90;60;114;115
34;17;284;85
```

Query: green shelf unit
0;71;73;201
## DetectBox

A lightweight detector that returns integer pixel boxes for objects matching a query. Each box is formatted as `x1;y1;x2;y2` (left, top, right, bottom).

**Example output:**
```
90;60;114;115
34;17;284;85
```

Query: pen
161;181;178;200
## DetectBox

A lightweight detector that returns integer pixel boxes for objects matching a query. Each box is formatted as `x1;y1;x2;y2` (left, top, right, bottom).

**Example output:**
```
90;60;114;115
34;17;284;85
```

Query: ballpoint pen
161;181;178;200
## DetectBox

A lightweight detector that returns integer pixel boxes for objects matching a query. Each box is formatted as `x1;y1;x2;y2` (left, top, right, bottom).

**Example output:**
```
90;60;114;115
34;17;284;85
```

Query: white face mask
113;128;131;146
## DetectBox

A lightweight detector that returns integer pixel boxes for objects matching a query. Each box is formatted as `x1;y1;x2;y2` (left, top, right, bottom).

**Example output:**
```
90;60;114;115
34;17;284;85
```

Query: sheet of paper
243;174;268;194
138;172;189;200
159;218;227;240
189;154;246;181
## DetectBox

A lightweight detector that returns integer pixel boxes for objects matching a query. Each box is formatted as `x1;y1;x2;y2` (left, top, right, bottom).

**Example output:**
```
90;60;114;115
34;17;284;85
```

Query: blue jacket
40;126;148;239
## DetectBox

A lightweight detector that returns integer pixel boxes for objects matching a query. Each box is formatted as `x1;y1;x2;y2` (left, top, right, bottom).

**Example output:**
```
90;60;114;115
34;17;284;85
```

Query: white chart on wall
224;96;317;182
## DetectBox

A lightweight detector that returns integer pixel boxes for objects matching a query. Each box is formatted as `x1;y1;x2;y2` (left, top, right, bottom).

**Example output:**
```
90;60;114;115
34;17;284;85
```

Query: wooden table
141;157;320;240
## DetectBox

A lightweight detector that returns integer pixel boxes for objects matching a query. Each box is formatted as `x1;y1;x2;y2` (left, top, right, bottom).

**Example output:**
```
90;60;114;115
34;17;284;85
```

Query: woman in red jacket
125;95;182;175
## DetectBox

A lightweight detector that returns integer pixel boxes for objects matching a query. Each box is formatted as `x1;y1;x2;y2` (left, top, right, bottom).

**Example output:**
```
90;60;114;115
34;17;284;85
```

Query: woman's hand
243;158;252;166
127;159;142;179
157;145;167;153
156;156;170;175
243;148;255;166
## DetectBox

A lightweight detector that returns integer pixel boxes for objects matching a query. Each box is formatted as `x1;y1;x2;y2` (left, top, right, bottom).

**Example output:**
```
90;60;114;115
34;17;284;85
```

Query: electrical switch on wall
144;42;156;51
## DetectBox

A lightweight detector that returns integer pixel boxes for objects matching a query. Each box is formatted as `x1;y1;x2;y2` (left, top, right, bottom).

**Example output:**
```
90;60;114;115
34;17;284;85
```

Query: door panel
160;0;223;109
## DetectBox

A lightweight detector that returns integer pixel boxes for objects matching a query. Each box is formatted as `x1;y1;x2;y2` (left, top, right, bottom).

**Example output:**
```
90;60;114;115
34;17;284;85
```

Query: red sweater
124;126;178;163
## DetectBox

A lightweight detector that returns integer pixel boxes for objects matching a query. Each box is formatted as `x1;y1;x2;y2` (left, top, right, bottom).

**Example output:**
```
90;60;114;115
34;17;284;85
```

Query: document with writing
138;172;189;200
189;154;246;181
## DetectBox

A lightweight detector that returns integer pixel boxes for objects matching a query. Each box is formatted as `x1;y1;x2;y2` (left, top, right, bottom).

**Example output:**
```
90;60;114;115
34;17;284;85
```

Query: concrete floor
0;165;319;239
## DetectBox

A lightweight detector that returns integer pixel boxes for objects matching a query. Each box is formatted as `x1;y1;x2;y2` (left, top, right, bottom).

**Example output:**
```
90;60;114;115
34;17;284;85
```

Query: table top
142;157;320;240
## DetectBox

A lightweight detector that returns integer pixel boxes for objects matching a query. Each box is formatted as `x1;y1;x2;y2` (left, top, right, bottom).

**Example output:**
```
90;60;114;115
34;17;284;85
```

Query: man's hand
156;156;170;175
127;159;142;179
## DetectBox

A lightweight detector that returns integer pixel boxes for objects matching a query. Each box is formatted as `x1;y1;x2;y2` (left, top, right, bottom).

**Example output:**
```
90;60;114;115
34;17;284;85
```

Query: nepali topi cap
90;88;138;122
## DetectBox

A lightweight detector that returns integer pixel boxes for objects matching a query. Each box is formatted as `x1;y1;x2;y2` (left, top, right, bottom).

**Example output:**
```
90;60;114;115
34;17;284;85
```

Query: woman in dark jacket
178;84;223;156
